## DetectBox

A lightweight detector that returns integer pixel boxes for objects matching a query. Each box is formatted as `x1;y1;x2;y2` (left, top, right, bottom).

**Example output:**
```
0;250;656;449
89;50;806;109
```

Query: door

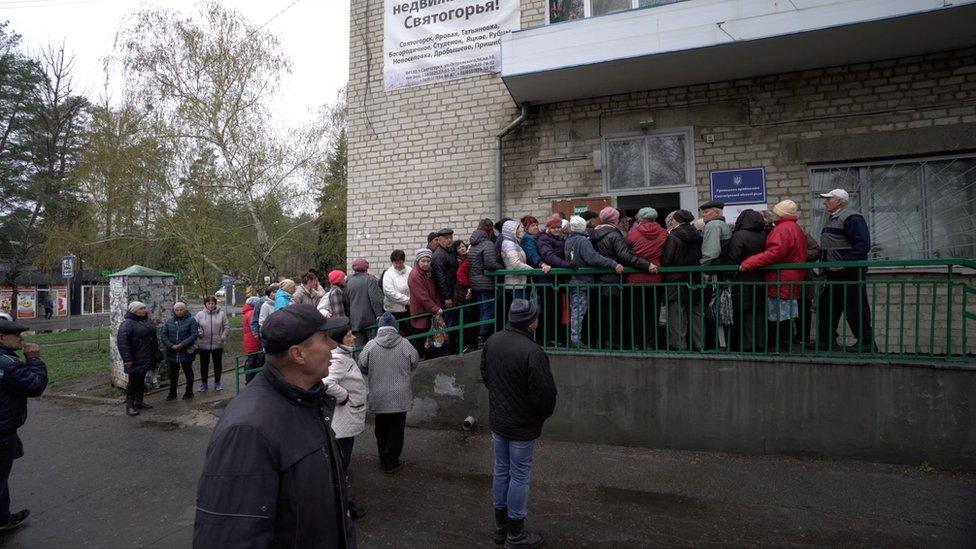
615;192;682;228
552;197;613;220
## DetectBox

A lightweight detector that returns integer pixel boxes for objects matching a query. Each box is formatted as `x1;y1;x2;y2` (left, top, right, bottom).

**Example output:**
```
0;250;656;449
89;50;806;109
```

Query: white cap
819;188;850;201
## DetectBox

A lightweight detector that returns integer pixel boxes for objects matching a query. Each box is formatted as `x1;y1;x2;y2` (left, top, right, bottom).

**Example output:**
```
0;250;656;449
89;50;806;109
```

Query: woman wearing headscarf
740;200;809;352
500;220;549;308
626;207;669;349
319;270;350;318
407;248;443;358
347;258;384;347
160;302;199;401
322;316;368;520
661;210;703;350
274;279;296;310
116;301;162;416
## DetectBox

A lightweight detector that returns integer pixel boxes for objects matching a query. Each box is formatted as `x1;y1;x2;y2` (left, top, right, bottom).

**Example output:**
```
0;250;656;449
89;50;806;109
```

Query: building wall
349;2;976;265
347;0;548;269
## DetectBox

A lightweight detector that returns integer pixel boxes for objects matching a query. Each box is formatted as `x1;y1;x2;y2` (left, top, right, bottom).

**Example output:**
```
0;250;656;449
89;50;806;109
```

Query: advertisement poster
55;287;69;317
1;286;37;319
384;0;520;91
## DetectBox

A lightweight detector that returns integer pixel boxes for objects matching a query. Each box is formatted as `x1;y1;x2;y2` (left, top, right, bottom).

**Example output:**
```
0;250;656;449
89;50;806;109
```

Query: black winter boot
125;397;139;416
505;518;543;549
493;507;508;545
135;393;153;410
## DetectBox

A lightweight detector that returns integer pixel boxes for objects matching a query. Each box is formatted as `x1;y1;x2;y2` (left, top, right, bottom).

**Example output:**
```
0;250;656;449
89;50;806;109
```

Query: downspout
495;103;529;220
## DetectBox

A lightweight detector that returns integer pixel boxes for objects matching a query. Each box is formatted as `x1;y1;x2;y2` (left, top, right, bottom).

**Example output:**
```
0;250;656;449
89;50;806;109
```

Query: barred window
809;155;976;260
605;130;693;191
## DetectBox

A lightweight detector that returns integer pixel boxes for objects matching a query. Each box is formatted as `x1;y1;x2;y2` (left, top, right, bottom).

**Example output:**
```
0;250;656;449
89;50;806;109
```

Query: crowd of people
253;187;875;360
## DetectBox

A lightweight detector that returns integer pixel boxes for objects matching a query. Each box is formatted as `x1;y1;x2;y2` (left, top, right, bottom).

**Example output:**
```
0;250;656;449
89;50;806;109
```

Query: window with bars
605;130;694;191
808;155;976;260
548;0;689;23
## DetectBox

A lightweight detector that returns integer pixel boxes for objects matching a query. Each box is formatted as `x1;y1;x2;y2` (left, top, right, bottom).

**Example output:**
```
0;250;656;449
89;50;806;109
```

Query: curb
42;393;123;405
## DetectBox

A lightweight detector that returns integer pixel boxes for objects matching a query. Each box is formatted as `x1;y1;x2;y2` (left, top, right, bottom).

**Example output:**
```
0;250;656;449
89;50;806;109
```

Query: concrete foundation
408;352;976;469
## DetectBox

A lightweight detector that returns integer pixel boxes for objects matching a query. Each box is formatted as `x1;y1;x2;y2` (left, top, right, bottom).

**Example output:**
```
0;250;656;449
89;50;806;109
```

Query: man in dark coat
193;305;354;548
0;318;48;531
724;210;768;352
432;228;459;342
481;299;556;549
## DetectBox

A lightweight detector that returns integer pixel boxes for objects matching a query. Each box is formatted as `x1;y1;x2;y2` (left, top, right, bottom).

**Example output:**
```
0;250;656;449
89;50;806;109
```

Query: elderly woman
741;200;809;352
274;279;296;310
359;312;420;474
501;220;548;304
194;295;229;392
161;302;199;401
407;248;443;358
322;316;368;519
319;270;350;318
116;301;162;416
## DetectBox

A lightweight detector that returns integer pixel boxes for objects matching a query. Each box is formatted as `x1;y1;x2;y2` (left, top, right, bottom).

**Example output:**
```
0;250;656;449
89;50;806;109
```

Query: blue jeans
492;432;536;519
475;290;494;336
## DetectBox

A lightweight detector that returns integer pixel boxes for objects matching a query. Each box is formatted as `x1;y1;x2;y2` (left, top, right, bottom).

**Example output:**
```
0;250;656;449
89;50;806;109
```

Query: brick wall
348;1;976;270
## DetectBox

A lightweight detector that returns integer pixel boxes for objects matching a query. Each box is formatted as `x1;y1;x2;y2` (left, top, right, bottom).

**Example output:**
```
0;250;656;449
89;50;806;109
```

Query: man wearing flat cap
481;299;557;548
697;200;731;265
431;228;459;338
193;305;354;548
0;318;48;531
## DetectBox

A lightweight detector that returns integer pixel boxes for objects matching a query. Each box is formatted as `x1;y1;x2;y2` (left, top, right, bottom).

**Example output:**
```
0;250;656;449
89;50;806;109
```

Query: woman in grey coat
322;317;368;520
358;312;420;474
194;296;229;392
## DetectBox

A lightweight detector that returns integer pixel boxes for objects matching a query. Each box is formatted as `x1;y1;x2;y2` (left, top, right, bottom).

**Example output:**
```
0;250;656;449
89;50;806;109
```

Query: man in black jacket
0;318;48;532
481;299;557;549
193;305;355;548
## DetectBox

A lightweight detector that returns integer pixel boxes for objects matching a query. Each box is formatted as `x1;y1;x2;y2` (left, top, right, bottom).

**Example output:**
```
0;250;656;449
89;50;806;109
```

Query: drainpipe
495;103;529;220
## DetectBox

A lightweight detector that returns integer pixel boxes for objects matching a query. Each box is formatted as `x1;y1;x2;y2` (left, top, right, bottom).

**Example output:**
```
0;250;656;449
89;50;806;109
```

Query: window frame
807;152;976;264
546;0;690;25
602;127;696;196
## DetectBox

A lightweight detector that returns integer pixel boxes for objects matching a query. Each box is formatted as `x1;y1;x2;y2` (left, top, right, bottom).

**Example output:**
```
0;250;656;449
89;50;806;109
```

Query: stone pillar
108;265;176;388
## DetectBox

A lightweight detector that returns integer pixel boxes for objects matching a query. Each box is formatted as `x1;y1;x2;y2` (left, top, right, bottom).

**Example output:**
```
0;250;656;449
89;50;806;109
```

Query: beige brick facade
349;1;976;271
347;2;976;355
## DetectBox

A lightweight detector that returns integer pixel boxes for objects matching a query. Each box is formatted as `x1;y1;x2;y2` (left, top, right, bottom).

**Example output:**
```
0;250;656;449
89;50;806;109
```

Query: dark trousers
44;307;53;320
0;433;22;521
537;286;566;347
374;412;407;471
197;348;223;384
391;311;411;336
337;437;355;473
817;269;874;346
167;361;193;397
244;353;265;384
126;371;146;401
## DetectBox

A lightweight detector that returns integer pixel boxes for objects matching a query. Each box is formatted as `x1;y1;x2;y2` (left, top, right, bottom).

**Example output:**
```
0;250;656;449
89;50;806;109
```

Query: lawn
24;331;248;387
27;326;110;344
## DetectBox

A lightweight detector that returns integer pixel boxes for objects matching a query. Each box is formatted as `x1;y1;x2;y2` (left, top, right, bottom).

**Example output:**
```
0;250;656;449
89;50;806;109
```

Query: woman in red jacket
408;248;444;358
241;296;264;383
740;200;808;352
626;207;668;349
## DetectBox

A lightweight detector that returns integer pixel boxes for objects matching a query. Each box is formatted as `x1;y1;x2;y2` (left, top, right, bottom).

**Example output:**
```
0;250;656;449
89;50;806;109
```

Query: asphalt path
3;399;974;548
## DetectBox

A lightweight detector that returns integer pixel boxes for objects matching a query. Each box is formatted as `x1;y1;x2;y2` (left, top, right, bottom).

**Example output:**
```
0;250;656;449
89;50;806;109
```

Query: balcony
500;0;976;105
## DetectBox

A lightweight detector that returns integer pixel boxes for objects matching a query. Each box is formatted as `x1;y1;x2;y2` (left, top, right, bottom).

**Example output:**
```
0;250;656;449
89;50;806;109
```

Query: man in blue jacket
814;189;875;353
0;318;48;531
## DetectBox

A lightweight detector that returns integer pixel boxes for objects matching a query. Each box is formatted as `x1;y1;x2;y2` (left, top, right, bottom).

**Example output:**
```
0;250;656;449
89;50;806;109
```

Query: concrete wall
408;351;976;469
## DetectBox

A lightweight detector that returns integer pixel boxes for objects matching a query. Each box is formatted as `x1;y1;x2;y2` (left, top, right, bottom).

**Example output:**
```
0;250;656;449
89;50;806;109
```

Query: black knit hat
508;299;539;328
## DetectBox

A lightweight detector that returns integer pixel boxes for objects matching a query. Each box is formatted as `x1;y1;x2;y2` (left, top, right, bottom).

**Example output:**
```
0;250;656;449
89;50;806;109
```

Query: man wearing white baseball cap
812;188;875;353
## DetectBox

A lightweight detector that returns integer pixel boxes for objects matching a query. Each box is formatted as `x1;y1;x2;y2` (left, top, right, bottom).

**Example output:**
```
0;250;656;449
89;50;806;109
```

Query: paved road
3;399;975;548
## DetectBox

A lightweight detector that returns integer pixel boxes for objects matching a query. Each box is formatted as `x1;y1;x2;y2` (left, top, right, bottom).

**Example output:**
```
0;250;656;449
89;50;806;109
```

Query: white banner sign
384;0;520;91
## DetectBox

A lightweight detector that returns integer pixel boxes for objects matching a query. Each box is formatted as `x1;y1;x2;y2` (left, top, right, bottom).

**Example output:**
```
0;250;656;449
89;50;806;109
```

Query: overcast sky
2;0;350;126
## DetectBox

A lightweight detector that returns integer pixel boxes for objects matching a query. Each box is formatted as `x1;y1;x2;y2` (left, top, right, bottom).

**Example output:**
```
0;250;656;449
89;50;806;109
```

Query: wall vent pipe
495;104;530;220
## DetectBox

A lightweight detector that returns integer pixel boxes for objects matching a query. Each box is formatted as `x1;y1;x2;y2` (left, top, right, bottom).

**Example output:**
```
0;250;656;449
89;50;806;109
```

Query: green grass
27;327;109;344
38;341;111;386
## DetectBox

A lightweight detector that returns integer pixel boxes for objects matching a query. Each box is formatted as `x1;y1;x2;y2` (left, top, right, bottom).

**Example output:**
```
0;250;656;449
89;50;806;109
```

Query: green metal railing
489;258;976;363
233;258;975;391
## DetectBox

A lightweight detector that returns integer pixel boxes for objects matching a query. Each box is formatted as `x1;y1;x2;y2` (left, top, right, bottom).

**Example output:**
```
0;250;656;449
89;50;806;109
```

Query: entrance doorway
616;192;681;228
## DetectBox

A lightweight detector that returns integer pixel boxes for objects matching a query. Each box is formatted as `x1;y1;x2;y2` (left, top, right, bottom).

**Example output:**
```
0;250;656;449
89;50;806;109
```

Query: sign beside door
709;168;766;206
